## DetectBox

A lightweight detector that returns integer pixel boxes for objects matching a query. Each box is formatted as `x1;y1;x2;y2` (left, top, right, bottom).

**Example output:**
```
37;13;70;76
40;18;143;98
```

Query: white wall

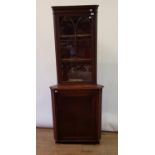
36;0;118;131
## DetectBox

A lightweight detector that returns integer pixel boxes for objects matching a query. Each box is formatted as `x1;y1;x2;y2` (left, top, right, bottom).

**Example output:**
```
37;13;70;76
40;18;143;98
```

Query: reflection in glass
60;38;91;58
60;40;76;58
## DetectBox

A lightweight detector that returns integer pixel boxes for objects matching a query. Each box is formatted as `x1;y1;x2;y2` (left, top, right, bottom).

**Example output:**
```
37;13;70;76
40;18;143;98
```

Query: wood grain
36;128;118;155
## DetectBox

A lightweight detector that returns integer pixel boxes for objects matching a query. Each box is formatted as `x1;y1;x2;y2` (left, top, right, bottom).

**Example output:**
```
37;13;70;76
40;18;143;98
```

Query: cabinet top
52;5;99;9
52;5;99;13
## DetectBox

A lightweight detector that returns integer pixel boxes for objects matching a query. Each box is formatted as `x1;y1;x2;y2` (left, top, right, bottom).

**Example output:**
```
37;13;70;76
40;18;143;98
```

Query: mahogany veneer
50;5;103;143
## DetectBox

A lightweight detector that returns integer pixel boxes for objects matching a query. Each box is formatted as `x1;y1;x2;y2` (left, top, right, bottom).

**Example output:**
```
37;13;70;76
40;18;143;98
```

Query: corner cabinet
50;5;103;144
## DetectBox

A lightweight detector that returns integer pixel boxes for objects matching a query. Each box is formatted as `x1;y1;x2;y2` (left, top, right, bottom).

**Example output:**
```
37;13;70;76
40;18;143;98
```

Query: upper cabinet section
52;5;98;84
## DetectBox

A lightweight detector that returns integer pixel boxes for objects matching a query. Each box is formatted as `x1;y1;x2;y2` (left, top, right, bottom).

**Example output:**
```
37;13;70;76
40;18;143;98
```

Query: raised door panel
54;90;99;142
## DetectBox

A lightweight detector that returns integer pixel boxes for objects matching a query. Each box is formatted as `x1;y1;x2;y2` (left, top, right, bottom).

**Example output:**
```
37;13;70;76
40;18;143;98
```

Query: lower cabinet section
50;84;103;143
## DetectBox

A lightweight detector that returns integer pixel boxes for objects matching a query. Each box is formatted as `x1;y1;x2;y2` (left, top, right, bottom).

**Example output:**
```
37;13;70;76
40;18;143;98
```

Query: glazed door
54;11;97;84
54;90;99;142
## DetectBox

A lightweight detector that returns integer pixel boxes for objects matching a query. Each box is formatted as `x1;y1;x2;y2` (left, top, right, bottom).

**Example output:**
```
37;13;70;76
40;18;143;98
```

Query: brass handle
55;90;58;93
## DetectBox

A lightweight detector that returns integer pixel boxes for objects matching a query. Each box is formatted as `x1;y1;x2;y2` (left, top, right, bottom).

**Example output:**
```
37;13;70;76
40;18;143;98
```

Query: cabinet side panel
50;89;58;141
96;89;102;140
52;14;61;83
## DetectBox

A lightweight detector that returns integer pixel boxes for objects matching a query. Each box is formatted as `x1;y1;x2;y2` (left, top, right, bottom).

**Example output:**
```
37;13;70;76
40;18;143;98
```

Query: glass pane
76;38;91;58
61;62;92;82
59;16;92;59
60;38;91;59
59;16;92;37
60;39;76;58
59;16;91;36
76;16;91;34
60;17;74;35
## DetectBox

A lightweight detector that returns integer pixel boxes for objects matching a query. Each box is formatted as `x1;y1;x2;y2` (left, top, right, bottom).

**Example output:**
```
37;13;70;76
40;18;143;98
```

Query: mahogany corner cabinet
50;5;103;144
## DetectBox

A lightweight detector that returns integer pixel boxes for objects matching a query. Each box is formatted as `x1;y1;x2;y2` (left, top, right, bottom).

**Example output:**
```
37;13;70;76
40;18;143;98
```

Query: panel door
54;90;99;142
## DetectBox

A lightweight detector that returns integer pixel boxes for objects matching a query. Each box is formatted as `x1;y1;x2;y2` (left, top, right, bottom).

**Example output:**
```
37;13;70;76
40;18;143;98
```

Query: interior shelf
61;58;92;62
60;34;91;38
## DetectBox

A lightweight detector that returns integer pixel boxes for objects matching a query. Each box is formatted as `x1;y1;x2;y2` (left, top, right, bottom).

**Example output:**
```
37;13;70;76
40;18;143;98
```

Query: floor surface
36;128;118;155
